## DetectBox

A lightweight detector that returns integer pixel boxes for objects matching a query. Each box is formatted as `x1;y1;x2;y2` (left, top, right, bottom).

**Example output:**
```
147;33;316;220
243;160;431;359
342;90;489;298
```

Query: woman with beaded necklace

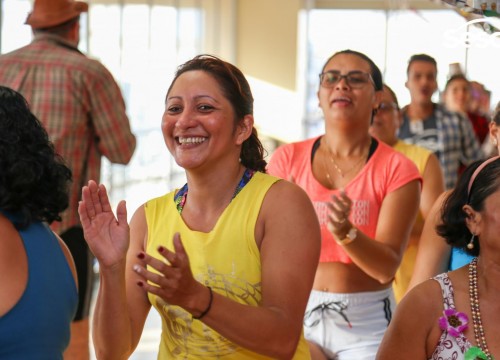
377;156;500;360
406;103;500;294
267;50;421;359
78;55;320;359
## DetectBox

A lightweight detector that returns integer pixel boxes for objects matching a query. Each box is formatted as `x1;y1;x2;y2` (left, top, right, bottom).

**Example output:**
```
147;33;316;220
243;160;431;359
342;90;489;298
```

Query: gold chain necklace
323;138;370;181
321;150;337;188
469;257;492;360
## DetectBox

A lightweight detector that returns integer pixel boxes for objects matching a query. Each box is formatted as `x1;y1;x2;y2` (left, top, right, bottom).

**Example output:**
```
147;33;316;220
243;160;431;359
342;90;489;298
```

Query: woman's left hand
132;232;203;309
326;190;353;239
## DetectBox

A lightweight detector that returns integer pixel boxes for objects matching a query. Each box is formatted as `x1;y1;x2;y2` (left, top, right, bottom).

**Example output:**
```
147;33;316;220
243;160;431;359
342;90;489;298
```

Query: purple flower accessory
438;309;469;337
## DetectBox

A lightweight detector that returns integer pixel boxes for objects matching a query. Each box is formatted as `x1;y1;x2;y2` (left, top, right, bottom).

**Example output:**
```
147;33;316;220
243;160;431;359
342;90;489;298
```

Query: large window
3;1;499;203
0;0;32;52
0;0;207;215
87;1;204;214
2;2;499;357
0;1;209;357
302;7;470;138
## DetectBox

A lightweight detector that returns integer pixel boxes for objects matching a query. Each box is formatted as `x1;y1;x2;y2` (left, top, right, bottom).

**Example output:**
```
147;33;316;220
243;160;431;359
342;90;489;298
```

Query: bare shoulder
435;189;452;206
264;179;314;209
257;178;320;253
402;277;443;310
399;277;446;339
377;278;444;359
130;204;146;226
391;277;444;328
129;204;147;251
261;179;320;230
424;152;440;170
423;153;445;191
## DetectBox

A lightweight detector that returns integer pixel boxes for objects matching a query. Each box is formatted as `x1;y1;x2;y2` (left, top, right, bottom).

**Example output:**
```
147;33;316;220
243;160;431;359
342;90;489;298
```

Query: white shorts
303;288;395;360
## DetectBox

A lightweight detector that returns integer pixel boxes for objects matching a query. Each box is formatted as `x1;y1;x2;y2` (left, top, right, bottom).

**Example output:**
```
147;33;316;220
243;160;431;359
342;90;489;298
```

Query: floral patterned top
430;273;472;359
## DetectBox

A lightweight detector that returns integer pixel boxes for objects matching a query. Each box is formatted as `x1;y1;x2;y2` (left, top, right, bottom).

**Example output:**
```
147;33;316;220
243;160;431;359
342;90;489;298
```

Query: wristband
193;286;213;320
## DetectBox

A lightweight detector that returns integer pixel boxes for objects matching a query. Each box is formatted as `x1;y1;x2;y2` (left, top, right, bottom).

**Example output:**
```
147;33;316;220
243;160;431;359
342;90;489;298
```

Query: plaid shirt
0;33;136;234
399;103;482;189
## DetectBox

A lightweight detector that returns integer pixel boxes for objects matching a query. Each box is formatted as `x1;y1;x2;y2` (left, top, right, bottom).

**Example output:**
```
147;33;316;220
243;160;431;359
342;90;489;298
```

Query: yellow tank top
393;140;431;175
144;172;311;359
393;140;432;302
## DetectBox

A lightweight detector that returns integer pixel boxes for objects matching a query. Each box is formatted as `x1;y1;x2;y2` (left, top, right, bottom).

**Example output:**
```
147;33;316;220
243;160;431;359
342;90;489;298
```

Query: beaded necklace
174;168;255;214
469;257;493;360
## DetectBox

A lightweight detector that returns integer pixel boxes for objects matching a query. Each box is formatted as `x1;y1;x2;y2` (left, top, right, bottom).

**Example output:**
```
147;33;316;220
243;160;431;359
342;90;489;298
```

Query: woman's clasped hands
133;234;209;315
326;190;353;239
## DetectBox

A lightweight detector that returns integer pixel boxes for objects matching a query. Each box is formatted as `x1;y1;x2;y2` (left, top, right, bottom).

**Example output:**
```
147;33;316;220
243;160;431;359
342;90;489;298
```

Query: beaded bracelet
193;286;213;320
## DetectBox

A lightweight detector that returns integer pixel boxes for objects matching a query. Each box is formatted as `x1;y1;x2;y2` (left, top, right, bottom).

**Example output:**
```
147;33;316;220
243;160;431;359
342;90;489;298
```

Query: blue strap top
0;211;78;359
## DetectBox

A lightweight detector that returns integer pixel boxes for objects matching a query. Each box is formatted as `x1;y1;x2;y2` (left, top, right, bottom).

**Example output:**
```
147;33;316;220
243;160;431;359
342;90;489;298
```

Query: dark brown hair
167;54;266;172
407;54;437;76
321;49;383;91
437;158;500;256
444;74;470;92
0;86;71;228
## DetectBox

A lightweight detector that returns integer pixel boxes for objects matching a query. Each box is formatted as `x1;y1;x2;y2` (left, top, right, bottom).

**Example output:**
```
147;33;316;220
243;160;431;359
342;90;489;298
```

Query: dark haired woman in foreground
377;157;500;359
0;86;77;359
79;55;320;359
408;104;500;292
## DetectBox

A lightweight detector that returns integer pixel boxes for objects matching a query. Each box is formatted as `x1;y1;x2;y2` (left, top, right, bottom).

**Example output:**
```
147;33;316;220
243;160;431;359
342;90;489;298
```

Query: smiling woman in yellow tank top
78;55;320;359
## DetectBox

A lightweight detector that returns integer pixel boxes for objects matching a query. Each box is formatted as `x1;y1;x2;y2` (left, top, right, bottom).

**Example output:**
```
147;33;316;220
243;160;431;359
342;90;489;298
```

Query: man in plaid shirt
0;0;136;358
399;54;482;190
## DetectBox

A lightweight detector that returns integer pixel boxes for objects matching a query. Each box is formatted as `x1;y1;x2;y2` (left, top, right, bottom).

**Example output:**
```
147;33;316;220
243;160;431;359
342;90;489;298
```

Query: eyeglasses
319;70;375;89
377;102;399;113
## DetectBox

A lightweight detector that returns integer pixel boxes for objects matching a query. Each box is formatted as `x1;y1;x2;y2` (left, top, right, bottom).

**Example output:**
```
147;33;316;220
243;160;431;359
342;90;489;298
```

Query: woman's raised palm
78;181;130;268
